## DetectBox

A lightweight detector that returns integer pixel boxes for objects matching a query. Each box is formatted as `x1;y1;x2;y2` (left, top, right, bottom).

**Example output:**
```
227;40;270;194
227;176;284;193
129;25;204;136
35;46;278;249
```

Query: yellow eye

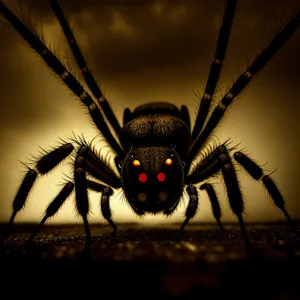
132;159;141;167
165;158;173;166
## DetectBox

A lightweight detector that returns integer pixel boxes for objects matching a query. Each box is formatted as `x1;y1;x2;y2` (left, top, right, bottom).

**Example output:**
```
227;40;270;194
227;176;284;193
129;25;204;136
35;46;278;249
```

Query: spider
0;0;299;250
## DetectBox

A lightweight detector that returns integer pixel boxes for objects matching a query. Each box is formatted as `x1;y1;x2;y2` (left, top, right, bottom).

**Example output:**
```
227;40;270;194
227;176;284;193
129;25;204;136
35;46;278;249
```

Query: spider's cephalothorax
119;103;189;215
0;0;299;250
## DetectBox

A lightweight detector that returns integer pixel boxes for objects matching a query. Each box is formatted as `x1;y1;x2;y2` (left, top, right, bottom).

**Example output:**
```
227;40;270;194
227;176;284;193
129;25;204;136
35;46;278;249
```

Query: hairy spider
0;0;299;250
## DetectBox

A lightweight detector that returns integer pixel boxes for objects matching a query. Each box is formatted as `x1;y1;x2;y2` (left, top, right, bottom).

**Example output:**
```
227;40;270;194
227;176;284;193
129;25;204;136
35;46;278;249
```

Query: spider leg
180;185;199;231
86;179;106;192
187;144;253;250
50;0;121;136
191;0;237;142
73;144;121;245
2;137;121;249
234;151;298;235
221;157;252;250
76;142;122;237
82;178;117;237
200;183;225;233
101;187;117;237
1;143;74;244
86;180;117;236
73;148;92;246
27;178;114;243
75;143;121;189
180;182;224;233
28;181;74;242
0;2;123;157
188;9;300;166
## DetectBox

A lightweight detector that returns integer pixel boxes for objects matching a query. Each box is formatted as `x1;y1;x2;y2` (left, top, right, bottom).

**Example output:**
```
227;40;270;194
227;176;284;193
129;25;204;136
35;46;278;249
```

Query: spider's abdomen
119;105;190;157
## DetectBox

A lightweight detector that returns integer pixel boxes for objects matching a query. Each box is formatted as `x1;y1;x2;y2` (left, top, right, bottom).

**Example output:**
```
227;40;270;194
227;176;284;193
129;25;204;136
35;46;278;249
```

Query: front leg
186;143;253;250
75;145;121;244
180;185;199;231
85;179;117;236
180;183;225;233
200;183;224;233
100;187;117;237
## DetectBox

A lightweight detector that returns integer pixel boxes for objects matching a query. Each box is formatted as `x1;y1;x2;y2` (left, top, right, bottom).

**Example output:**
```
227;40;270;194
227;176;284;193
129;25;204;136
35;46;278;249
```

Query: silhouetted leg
74;144;121;247
0;168;37;247
86;179;106;192
74;145;120;246
50;0;122;136
28;179;110;244
87;180;118;236
28;182;74;242
188;10;300;165
180;185;199;231
75;147;92;248
234;151;299;236
87;179;118;236
76;145;121;238
1;143;74;247
4;140;119;250
220;155;253;251
101;187;117;237
187;144;253;250
0;1;124;156
191;0;237;142
77;144;121;189
200;183;225;233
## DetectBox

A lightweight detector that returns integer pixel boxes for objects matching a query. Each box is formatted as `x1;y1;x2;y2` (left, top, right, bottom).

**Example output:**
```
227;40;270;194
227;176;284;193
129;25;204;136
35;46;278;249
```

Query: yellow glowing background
0;0;299;225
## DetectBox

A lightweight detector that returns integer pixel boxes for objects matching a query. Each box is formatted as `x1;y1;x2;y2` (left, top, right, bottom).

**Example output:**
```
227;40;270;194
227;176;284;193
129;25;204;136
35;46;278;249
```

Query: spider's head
119;147;184;215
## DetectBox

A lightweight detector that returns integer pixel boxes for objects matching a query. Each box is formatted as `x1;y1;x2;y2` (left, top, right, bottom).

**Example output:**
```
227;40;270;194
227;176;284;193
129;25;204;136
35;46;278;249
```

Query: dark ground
1;222;300;299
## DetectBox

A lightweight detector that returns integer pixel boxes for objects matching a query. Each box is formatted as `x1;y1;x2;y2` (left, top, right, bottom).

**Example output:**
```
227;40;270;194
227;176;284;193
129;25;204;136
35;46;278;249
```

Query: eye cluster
131;157;173;183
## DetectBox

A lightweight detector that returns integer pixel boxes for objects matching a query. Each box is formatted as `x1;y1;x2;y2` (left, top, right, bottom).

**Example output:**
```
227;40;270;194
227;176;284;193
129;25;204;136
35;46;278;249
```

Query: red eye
157;172;166;182
138;173;147;183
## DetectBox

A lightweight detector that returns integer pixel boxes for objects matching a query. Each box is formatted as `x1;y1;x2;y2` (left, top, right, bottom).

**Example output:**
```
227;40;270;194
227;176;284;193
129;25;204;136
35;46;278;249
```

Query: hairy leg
28;182;74;242
101;187;117;237
200;183;225;233
234;151;298;235
2;142;74;244
191;0;237;141
50;0;121;136
1;140;121;248
180;185;199;231
0;1;124;157
27;179;111;243
187;143;252;249
188;10;300;165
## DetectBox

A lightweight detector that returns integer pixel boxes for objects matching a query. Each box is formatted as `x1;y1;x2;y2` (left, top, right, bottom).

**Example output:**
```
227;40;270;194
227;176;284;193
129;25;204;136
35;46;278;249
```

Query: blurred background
0;0;299;226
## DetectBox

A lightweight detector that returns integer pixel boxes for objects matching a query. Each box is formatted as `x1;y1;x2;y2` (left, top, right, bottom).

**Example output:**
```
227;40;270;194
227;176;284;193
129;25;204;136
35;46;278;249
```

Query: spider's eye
132;159;141;167
138;173;148;183
157;172;166;182
164;158;173;166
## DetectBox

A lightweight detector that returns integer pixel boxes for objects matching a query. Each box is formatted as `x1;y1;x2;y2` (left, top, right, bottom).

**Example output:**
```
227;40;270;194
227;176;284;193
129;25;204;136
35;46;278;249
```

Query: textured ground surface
1;222;300;299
